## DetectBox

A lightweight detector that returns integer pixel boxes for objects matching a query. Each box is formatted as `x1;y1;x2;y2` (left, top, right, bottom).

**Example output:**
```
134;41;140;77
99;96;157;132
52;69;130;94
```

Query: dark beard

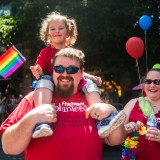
55;77;74;98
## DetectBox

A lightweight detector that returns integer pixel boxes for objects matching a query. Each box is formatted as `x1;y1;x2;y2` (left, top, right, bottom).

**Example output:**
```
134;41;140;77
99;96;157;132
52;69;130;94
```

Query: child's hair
40;12;77;46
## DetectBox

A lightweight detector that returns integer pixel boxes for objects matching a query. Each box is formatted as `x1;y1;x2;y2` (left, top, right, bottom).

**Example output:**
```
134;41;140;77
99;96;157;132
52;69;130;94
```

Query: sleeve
35;47;50;73
81;79;101;95
0;92;35;134
36;75;54;91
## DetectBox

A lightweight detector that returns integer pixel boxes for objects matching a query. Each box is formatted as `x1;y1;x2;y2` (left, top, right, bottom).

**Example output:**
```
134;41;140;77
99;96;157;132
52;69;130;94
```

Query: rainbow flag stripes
0;45;26;78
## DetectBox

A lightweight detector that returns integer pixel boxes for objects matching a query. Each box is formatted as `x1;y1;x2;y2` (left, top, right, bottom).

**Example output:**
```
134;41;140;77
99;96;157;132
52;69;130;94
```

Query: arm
2;104;57;155
30;64;44;79
85;103;116;120
83;72;102;86
123;98;138;137
82;78;102;106
2;112;36;154
30;47;51;79
104;98;138;146
85;92;102;106
104;125;125;146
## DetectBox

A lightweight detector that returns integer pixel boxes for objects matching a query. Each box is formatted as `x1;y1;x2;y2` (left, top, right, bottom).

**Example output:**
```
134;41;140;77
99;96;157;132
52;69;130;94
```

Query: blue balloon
139;15;152;31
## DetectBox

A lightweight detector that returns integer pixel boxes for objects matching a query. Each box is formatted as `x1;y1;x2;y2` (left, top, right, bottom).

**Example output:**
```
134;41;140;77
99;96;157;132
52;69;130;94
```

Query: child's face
48;20;68;47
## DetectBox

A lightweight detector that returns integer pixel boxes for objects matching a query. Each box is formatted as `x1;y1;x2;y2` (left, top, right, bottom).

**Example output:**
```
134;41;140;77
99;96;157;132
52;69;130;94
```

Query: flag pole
12;45;26;61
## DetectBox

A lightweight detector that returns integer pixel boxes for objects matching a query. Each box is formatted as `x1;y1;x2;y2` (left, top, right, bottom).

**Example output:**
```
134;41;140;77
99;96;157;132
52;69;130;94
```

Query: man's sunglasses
143;79;160;85
53;65;80;74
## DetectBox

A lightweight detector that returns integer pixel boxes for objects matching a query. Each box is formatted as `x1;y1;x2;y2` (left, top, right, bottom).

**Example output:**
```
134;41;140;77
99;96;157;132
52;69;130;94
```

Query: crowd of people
0;93;23;124
0;11;160;160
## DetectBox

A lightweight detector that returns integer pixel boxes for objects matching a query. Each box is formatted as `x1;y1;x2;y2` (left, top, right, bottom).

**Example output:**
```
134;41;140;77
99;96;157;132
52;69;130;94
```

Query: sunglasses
53;65;80;74
143;79;160;85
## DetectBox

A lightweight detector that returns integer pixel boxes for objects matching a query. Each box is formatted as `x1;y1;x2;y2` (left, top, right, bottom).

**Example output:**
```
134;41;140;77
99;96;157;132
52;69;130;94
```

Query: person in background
122;64;160;160
17;94;24;104
0;93;6;123
29;12;124;139
0;48;125;160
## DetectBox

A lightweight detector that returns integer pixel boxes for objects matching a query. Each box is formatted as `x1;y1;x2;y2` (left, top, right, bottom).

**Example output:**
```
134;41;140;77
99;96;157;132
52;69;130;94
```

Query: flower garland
122;121;146;160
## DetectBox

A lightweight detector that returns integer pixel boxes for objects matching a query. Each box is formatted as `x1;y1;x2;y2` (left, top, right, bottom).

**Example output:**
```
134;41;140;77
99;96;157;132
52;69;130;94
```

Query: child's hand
91;75;102;86
30;65;44;79
83;72;102;86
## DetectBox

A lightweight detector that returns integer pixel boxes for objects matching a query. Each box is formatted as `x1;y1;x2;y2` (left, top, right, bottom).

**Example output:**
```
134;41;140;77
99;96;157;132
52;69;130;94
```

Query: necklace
122;121;146;160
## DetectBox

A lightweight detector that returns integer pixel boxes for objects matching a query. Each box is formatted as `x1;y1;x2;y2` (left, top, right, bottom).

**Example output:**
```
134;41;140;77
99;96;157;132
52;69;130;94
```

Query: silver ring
95;113;99;117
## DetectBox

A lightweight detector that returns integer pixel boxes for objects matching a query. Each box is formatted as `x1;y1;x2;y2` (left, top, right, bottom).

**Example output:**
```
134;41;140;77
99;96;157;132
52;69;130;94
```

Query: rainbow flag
0;45;26;78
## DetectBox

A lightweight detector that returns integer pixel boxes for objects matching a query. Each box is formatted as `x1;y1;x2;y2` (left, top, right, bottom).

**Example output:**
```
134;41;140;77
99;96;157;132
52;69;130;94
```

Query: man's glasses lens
54;65;80;74
143;79;160;85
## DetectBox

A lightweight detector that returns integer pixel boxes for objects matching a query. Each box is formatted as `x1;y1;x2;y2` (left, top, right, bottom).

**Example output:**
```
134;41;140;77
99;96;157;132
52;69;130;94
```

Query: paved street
0;136;121;160
102;144;122;160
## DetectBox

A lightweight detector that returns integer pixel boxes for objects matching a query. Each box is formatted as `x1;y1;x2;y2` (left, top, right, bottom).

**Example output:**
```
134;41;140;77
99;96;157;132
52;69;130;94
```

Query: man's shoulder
75;91;85;97
23;91;35;106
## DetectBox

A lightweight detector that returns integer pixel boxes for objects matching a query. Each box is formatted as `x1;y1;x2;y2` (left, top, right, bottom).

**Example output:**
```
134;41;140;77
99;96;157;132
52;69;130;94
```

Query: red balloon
125;37;144;59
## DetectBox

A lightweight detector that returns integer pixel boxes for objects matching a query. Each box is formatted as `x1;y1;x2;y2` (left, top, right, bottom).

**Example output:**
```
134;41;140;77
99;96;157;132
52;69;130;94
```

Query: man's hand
85;103;116;120
28;104;57;125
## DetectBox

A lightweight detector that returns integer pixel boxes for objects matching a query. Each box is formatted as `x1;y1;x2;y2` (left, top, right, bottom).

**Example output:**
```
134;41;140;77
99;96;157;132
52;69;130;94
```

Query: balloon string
144;31;148;72
136;59;143;95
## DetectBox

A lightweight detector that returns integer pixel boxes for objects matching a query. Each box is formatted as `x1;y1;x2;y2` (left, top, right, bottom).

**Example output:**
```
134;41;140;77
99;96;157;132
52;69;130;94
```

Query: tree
6;0;159;71
0;14;16;49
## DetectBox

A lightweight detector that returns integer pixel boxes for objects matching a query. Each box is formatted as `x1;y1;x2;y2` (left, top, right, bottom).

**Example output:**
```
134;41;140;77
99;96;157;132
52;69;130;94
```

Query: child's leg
96;110;126;138
32;75;54;138
82;79;102;105
34;88;52;107
34;75;53;106
82;79;126;138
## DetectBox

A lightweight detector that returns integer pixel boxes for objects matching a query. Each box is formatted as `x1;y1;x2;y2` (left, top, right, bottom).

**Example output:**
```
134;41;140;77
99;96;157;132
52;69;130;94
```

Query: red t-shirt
129;100;160;160
0;91;102;160
35;45;58;76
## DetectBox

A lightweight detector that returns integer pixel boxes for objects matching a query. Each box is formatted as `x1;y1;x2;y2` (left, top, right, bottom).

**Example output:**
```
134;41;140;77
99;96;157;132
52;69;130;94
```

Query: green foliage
0;14;16;48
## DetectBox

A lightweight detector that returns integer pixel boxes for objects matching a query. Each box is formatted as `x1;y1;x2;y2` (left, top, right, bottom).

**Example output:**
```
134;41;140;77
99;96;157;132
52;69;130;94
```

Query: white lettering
54;101;87;113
